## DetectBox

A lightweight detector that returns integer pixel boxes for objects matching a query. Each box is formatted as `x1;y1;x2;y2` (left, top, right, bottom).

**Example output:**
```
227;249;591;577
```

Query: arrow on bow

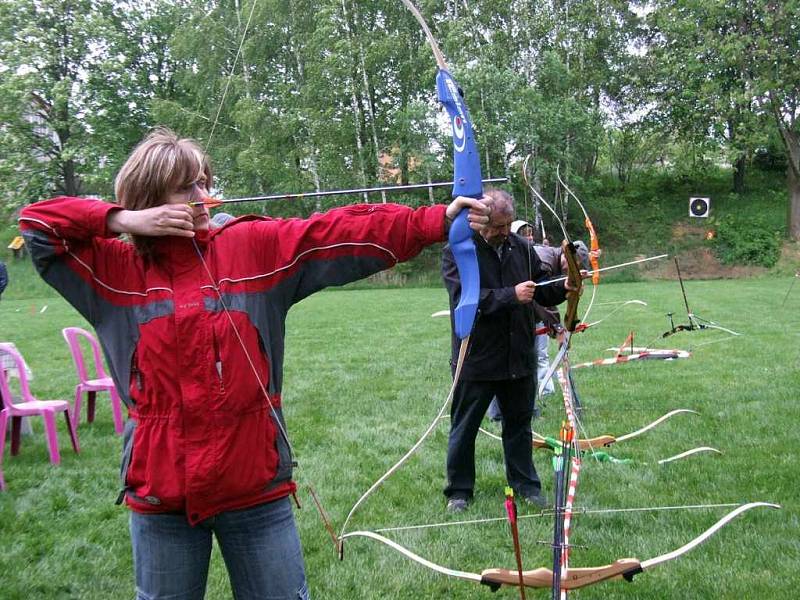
191;178;507;208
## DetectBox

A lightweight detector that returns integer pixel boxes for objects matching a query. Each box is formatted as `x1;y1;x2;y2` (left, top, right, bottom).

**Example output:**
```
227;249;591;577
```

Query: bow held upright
401;0;482;340
336;1;485;553
439;68;482;338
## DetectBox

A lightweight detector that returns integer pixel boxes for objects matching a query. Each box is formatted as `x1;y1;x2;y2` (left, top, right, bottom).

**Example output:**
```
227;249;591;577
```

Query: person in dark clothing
0;261;8;299
441;189;571;512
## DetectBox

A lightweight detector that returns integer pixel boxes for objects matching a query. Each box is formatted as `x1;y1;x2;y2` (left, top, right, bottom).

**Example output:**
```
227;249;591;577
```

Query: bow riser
481;558;642;590
449;212;479;339
438;67;483;339
560;239;583;333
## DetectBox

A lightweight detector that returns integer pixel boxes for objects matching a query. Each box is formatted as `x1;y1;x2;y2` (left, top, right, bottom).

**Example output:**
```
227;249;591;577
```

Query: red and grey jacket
20;197;446;524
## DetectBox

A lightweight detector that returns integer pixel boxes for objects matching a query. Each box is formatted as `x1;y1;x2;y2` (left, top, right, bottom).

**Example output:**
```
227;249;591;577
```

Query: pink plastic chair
61;327;124;435
0;343;80;485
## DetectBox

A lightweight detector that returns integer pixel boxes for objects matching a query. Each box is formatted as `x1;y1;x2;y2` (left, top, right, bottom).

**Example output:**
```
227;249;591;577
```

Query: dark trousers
444;376;541;500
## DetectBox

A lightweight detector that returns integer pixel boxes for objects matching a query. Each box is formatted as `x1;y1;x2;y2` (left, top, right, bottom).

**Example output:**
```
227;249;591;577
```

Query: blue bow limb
436;69;482;198
438;68;482;340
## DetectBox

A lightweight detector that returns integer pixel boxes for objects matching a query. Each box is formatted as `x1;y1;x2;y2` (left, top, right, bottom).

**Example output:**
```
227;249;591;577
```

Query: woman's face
165;177;210;232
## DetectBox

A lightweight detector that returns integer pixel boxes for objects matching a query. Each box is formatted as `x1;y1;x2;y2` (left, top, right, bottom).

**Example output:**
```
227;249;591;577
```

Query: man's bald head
484;189;515;224
481;189;516;247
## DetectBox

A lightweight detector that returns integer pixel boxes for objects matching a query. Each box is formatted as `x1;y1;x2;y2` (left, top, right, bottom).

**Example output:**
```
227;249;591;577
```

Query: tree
0;0;179;211
638;0;768;195
753;1;800;239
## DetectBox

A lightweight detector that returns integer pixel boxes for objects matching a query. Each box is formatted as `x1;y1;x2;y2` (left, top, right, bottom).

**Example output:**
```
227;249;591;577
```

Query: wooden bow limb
335;505;779;593
521;157;584;335
481;502;781;591
478;426;616;454
556;166;601;324
481;558;642;590
482;409;699;452
533;435;618;451
560;239;584;333
657;446;722;465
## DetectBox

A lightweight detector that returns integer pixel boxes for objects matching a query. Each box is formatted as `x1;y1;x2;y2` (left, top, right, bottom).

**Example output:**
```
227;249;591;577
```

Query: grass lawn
0;274;798;599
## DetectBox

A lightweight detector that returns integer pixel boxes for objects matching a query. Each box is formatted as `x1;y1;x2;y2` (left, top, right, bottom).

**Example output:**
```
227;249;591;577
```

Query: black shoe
521;493;549;509
446;497;469;513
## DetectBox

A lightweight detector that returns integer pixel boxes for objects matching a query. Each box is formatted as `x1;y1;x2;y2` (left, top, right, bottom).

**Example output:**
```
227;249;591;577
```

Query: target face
689;197;710;217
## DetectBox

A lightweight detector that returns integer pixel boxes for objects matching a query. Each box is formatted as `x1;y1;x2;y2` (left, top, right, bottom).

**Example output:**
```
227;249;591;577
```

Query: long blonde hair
114;128;213;258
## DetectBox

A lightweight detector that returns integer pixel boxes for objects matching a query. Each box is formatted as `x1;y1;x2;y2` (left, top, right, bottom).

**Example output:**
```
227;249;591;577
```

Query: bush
712;213;782;267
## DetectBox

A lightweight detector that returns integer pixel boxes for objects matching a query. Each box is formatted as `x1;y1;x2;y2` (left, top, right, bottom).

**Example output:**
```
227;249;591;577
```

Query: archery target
689;197;710;218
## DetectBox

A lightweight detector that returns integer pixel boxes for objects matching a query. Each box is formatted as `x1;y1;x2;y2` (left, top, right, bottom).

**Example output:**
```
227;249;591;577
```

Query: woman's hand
446;195;492;232
107;205;197;238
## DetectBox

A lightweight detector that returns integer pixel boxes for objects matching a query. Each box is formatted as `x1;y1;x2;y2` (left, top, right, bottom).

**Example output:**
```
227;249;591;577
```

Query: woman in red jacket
20;128;489;600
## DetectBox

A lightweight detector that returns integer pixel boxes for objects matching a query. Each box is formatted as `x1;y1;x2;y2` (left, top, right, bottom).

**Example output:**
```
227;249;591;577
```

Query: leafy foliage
712;212;782;267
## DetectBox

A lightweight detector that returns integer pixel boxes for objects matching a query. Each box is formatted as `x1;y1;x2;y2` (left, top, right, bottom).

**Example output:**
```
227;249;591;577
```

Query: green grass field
0;271;798;599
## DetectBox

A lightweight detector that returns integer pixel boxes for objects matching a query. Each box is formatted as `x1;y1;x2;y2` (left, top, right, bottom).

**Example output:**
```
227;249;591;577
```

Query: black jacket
442;232;567;381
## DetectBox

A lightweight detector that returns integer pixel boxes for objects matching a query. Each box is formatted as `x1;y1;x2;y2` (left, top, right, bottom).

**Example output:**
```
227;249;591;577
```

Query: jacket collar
151;230;210;275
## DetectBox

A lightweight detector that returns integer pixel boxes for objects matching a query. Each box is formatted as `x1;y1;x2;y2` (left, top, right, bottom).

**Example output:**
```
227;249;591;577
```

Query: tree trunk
733;154;746;194
789;164;800;241
62;159;80;196
771;98;800;241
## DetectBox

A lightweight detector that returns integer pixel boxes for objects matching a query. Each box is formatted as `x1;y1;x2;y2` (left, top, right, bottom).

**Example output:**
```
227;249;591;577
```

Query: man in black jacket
442;189;569;512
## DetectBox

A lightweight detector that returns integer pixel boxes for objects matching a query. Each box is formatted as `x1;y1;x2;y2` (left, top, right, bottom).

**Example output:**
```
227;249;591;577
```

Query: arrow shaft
194;177;507;206
537;255;669;287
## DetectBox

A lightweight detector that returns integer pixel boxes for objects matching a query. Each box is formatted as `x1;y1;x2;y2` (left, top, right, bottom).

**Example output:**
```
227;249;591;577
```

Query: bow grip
449;209;479;340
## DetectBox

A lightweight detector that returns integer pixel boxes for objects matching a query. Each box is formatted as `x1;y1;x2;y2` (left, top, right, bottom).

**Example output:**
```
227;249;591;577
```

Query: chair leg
110;389;124;435
72;388;82;430
87;391;96;423
0;411;8;491
42;411;60;465
10;416;21;456
63;410;80;454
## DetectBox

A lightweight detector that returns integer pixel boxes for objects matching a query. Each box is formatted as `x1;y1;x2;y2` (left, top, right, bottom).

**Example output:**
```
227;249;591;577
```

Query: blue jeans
130;497;308;600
